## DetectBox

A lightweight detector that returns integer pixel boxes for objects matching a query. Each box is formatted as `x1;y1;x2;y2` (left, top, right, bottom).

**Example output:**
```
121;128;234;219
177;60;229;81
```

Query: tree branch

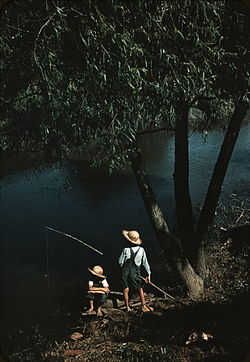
195;97;249;248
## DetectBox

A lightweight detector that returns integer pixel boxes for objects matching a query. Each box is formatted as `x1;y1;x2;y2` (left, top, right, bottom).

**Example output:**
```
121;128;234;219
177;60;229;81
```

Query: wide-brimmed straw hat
88;265;106;279
122;230;142;245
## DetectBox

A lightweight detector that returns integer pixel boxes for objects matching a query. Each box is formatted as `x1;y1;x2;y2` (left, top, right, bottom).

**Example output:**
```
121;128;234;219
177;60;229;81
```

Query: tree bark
195;97;249;274
195;242;209;280
130;149;204;299
174;102;195;259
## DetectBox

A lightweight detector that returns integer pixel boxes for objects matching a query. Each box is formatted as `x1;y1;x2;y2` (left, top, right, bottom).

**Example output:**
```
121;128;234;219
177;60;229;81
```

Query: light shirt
118;246;151;275
88;279;109;287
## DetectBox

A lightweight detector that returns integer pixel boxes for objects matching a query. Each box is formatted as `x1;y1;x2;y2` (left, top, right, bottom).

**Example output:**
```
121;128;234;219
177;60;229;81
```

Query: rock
185;332;214;345
70;332;84;340
64;349;85;356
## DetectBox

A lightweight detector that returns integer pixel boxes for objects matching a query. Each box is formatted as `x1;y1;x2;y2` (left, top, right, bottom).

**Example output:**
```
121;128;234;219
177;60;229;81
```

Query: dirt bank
2;290;249;362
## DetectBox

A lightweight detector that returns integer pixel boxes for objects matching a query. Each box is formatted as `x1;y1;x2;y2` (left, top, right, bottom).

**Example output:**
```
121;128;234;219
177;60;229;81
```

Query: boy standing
86;265;110;316
118;229;153;312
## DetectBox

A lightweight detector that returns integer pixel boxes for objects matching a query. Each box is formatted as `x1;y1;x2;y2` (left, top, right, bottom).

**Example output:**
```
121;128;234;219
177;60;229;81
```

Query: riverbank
2;230;249;362
2;290;249;362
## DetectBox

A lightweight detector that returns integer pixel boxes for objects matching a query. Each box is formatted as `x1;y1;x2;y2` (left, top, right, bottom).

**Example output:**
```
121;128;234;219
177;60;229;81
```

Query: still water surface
1;124;249;334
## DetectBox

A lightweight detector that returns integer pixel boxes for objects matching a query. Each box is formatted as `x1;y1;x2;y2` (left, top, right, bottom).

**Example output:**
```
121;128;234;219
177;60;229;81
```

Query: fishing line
45;226;178;301
44;226;116;288
45;226;105;256
45;227;50;288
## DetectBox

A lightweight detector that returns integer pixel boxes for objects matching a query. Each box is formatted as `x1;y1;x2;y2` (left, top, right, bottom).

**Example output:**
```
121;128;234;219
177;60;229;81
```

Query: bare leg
139;287;146;306
123;288;132;311
139;288;153;312
96;306;103;316
87;300;94;313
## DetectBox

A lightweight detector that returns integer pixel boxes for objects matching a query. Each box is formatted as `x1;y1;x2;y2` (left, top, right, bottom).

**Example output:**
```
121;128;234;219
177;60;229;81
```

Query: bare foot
141;305;154;312
126;307;133;312
96;308;103;316
87;308;96;315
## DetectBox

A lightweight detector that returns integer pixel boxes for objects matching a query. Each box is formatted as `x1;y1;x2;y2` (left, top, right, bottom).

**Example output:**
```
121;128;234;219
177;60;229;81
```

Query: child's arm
142;249;151;282
88;286;109;293
88;279;109;293
100;278;110;293
118;247;128;267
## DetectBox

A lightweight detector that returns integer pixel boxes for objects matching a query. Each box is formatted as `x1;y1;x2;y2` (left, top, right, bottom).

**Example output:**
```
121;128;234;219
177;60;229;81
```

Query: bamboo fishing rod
140;277;177;301
45;226;178;301
45;226;104;255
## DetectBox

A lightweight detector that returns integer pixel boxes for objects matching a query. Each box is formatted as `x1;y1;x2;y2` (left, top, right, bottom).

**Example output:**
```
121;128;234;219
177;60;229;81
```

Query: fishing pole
45;226;178;301
45;226;104;256
140;277;176;301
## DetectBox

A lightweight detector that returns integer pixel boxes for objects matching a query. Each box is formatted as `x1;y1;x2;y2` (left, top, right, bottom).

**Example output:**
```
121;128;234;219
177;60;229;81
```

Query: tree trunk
130;149;204;299
196;242;209;280
195;97;249;274
174;102;195;260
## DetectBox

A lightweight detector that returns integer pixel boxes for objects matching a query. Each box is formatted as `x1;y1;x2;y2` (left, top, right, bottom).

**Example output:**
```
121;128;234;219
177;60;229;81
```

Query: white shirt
88;279;109;287
118;246;151;275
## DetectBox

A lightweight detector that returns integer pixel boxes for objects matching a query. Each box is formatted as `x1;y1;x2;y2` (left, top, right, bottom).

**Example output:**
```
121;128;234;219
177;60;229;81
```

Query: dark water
0;124;249;335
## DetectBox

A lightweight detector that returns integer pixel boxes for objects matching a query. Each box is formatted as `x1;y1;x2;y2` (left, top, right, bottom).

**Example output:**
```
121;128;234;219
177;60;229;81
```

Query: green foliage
203;195;250;301
1;0;249;169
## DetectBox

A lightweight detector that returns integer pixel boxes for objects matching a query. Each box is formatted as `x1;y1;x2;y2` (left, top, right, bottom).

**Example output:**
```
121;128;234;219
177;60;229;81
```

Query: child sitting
86;265;110;316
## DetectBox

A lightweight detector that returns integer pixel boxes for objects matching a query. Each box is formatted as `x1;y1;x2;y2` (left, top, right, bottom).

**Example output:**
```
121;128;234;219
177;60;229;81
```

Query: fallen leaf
202;333;213;340
70;332;83;340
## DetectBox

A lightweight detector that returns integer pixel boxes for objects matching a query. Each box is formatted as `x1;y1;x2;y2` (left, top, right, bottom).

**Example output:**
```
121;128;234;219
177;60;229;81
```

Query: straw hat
88;265;106;279
122;230;142;245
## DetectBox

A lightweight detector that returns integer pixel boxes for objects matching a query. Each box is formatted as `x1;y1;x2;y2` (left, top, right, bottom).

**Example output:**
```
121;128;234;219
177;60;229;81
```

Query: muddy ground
2;290;249;362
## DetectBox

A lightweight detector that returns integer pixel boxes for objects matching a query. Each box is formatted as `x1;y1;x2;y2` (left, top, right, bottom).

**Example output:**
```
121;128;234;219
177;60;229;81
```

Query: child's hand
145;275;151;283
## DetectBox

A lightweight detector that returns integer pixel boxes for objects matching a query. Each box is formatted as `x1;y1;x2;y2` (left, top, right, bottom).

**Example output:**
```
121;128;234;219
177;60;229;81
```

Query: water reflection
0;123;249;334
141;124;250;206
